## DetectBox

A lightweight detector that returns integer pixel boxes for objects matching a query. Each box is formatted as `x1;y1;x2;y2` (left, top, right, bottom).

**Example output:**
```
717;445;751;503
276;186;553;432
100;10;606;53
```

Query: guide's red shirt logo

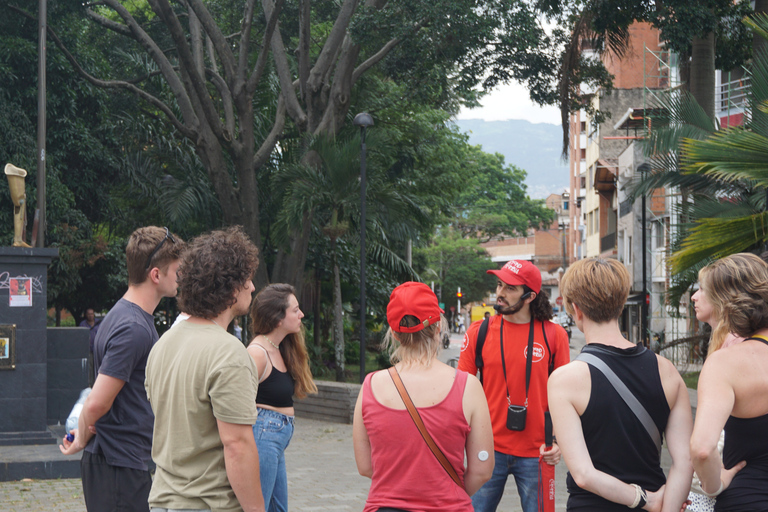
524;343;546;363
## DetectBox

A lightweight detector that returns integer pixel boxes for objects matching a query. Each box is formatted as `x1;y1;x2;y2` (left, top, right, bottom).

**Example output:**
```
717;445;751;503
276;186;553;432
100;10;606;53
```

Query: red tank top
361;369;472;512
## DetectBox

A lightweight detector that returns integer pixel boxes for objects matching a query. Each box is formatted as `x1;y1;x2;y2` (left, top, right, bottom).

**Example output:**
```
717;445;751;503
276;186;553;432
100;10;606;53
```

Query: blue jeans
471;451;539;512
253;409;295;512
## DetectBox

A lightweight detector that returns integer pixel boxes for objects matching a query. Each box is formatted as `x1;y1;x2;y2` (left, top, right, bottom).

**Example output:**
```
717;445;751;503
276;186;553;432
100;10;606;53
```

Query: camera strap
499;316;535;407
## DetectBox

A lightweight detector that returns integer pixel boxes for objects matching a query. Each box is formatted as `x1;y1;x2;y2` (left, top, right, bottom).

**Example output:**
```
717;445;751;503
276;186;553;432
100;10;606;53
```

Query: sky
456;81;562;124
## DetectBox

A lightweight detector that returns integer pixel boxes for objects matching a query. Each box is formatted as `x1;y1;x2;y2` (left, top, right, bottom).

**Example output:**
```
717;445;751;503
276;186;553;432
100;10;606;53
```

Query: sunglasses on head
144;227;176;271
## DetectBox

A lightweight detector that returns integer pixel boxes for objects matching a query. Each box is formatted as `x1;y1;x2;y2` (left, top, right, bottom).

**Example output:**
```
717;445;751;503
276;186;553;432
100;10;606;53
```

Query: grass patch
682;371;700;390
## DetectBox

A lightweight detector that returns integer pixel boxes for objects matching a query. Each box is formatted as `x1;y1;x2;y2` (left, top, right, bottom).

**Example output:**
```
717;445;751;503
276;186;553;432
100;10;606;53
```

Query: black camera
506;404;527;431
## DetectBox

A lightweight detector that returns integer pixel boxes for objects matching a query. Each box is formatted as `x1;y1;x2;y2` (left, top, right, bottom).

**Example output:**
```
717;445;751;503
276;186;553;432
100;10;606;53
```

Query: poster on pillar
0;324;15;369
9;277;32;307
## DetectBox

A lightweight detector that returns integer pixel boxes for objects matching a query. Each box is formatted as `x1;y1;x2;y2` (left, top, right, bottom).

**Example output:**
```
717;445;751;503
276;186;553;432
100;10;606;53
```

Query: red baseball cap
387;282;444;333
487;260;542;293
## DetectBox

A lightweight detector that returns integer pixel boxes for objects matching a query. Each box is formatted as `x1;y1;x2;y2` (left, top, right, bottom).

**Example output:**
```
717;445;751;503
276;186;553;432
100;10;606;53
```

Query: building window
580;121;586;133
563;201;569;210
628;236;632;264
580;148;586;161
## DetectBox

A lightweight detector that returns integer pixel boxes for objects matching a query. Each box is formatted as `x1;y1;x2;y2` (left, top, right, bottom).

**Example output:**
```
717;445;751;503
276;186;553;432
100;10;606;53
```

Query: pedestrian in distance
690;253;768;511
458;259;569;512
353;281;494;512
145;226;265;512
247;283;318;512
60;226;184;512
548;257;693;512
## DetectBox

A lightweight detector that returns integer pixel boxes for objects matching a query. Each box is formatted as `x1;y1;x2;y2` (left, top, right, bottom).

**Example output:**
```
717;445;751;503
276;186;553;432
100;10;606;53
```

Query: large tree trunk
690;30;715;121
331;239;345;382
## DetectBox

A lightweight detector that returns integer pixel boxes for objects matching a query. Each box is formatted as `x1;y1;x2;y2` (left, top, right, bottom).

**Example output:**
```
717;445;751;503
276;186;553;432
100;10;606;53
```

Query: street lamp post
638;163;651;348
353;112;374;384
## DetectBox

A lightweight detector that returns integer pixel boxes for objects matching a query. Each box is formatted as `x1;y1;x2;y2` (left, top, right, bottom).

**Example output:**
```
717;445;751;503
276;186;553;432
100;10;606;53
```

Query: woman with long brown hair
247;283;317;512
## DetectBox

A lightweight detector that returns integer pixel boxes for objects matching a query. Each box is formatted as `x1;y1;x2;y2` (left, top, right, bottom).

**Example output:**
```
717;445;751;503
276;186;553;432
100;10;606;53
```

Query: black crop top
254;345;295;408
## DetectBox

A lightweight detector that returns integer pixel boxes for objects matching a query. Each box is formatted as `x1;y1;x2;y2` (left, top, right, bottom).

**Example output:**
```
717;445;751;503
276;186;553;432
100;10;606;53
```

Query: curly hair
702;253;768;342
177;226;259;319
249;284;317;398
126;226;185;285
529;287;555;322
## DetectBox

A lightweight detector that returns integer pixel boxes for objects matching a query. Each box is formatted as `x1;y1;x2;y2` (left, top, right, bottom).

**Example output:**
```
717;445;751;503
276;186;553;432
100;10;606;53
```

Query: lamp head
353;112;374;128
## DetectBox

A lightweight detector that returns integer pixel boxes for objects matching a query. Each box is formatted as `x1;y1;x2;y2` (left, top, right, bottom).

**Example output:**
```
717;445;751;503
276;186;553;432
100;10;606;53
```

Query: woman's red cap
387;282;444;333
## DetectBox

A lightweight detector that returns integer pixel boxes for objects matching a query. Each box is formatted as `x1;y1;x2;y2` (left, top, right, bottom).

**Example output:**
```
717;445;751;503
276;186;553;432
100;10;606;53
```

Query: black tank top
254;345;295;408
566;344;669;511
716;336;768;512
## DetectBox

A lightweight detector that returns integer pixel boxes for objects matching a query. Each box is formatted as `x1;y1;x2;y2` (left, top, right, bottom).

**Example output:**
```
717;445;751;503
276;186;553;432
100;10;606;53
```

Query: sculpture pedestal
0;247;59;445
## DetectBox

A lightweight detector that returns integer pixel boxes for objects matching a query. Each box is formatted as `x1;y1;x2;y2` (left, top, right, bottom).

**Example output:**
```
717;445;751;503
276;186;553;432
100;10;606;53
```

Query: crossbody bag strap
387;367;463;489
575;351;662;455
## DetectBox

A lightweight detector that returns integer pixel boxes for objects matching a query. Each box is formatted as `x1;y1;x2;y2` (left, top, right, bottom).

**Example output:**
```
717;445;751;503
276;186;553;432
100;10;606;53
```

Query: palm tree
274;134;426;381
669;14;768;272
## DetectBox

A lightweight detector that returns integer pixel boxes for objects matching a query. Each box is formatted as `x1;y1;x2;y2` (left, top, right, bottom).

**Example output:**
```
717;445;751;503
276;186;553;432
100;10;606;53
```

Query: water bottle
65;388;91;433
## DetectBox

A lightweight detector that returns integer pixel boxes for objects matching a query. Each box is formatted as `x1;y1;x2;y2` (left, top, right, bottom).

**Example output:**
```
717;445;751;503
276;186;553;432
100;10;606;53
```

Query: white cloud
456;81;561;125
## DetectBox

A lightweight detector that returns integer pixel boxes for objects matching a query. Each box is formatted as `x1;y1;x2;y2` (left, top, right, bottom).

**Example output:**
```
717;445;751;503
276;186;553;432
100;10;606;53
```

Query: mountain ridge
454;118;569;200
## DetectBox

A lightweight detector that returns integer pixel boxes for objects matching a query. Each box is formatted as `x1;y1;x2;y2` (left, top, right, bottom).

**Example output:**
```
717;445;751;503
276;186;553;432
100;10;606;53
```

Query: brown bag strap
387;366;463;489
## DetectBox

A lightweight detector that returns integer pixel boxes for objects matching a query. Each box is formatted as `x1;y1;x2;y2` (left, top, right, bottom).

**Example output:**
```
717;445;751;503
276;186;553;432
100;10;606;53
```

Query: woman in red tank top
352;282;494;512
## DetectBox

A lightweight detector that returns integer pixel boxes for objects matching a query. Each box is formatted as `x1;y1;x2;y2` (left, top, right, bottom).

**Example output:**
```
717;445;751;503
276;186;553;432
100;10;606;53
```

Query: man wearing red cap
458;260;570;512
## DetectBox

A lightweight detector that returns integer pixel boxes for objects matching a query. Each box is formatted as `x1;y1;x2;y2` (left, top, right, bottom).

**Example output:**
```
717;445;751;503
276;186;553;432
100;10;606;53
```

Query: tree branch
85;8;131;37
254;96;286;169
96;0;200;131
261;0;307;128
299;0;311;104
6;4;194;139
185;0;237;85
148;0;227;143
206;69;236;140
238;0;257;85
351;35;403;83
308;0;360;90
247;0;285;93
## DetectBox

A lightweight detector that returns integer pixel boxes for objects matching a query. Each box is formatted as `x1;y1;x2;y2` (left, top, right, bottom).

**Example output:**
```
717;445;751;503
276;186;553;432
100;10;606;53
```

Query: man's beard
496;299;525;316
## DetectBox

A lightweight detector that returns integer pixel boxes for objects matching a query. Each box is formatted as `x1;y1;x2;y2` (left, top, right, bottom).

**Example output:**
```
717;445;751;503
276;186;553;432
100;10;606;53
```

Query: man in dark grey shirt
61;226;184;512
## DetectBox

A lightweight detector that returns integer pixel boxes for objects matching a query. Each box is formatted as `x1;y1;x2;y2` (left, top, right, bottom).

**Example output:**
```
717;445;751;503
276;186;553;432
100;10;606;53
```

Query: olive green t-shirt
145;321;259;512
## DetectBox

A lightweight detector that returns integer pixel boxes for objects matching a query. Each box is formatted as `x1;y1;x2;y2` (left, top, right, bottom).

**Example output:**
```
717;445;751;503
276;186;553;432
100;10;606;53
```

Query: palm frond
670;211;768;272
682;129;768;187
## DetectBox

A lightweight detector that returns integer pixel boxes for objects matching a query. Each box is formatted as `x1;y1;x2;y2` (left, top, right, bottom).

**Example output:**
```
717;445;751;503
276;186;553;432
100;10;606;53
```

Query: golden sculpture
4;163;31;248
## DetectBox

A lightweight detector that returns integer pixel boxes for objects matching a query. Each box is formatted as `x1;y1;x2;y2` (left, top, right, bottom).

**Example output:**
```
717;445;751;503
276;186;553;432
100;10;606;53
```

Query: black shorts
81;451;151;512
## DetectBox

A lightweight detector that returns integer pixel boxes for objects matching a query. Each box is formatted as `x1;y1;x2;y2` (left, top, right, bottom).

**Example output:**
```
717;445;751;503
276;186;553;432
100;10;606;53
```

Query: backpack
474;316;557;384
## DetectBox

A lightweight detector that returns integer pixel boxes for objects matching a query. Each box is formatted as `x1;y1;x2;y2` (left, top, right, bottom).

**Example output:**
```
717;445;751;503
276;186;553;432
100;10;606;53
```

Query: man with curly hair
458;260;570;512
60;226;185;512
145;226;265;512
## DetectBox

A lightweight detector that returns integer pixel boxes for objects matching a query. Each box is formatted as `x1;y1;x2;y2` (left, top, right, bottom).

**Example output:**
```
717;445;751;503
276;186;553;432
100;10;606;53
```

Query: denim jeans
253;408;295;512
471;451;539;512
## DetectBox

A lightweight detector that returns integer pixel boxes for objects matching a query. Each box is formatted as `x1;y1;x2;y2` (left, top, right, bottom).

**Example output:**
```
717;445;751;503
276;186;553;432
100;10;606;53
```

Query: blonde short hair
382;315;446;367
560;258;630;323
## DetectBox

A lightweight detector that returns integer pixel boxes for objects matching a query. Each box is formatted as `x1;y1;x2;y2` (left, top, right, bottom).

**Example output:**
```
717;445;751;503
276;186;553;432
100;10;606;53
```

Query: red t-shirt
458;315;570;457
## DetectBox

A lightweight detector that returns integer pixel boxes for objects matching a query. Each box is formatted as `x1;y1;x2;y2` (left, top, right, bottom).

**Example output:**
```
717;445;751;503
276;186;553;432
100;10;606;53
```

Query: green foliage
653;15;768;276
451;146;555;240
415;230;496;305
